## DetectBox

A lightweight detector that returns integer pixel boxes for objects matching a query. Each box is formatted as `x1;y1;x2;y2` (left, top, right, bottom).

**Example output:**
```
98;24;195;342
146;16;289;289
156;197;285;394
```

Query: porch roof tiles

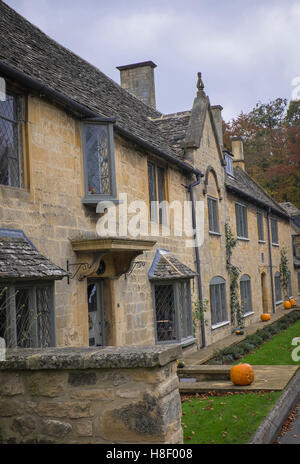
0;229;67;281
148;249;196;280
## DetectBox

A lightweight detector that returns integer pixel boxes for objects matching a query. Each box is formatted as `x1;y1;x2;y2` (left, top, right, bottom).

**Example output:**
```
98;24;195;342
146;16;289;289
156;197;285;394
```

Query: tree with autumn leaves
223;99;300;209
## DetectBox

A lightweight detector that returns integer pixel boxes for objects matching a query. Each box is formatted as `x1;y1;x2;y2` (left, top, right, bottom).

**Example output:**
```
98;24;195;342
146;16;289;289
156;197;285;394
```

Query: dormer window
224;153;234;176
81;121;117;205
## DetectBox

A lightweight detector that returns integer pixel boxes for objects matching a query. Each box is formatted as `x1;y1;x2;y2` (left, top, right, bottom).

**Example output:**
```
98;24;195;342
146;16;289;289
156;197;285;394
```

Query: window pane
298;272;300;293
36;286;53;348
178;281;193;339
0;93;17;121
154;284;177;342
210;280;227;325
271;219;278;244
157;166;165;225
257;212;264;241
148;162;157;222
15;288;32;348
235;204;241;236
236;204;248;238
0;286;8;346
275;274;282;301
0;92;22;187
85;124;111;195
208;198;219;233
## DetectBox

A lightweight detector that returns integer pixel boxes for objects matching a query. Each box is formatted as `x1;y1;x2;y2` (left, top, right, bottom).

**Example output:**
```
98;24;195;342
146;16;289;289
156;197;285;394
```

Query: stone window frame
81;121;117;206
209;276;229;328
207;195;220;235
152;279;194;346
240;274;253;316
235;202;248;239
147;158;168;225
0;281;56;348
274;271;282;304
0;87;25;189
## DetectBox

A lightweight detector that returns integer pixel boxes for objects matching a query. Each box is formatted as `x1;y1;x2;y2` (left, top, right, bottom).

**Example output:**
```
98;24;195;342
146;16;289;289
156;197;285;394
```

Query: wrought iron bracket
66;260;94;284
124;261;145;280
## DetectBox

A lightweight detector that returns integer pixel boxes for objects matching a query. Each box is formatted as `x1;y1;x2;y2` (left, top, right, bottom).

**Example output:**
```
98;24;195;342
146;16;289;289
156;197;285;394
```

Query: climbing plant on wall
279;247;291;300
225;223;243;327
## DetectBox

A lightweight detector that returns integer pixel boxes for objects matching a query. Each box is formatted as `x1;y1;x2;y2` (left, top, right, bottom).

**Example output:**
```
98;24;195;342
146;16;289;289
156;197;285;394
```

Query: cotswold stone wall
0;346;183;444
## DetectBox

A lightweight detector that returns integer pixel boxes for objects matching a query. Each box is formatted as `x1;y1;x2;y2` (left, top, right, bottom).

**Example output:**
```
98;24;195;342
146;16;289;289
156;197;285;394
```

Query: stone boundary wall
0;345;183;444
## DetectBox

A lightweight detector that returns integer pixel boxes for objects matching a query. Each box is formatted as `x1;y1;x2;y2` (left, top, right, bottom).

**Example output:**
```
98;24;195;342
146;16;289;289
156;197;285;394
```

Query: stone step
179;365;299;393
177;365;231;381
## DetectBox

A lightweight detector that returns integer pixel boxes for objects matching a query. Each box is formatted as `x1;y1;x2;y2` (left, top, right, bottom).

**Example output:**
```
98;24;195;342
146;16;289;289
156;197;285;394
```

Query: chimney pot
117;61;157;109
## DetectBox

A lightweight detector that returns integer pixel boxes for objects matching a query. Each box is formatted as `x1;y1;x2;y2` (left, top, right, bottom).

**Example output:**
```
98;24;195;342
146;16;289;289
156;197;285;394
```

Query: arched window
274;272;282;303
240;274;253;315
209;276;228;326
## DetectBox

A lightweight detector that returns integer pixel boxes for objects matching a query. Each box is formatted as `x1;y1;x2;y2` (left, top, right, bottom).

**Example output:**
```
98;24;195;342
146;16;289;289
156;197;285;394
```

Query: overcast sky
4;0;300;120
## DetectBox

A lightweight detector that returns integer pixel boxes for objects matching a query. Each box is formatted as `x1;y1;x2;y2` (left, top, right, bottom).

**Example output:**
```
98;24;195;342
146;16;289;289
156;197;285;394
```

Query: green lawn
182;391;281;444
236;319;300;365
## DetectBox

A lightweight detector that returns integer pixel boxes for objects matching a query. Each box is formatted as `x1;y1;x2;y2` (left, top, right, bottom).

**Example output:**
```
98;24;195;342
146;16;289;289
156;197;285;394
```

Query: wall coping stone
0;345;182;370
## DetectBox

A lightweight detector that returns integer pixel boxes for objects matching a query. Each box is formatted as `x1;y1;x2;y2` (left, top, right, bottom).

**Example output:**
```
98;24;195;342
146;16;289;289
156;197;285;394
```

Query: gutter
187;173;206;348
0;60;200;176
267;208;276;314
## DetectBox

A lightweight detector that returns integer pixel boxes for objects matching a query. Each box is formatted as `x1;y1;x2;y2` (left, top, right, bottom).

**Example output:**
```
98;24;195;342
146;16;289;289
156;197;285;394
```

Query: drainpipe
187;173;206;348
267;208;276;313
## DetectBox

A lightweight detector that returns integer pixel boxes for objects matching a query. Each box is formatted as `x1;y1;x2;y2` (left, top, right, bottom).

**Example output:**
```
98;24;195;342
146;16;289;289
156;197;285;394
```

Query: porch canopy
70;236;156;279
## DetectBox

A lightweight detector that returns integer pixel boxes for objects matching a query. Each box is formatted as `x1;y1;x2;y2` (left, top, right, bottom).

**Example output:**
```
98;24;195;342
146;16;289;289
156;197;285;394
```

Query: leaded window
235;203;248;238
271;218;279;245
275;272;282;303
0;90;23;187
208;196;220;233
148;161;166;224
82;122;116;204
0;282;55;348
257;211;264;242
240;274;253;315
153;280;193;343
209;276;228;326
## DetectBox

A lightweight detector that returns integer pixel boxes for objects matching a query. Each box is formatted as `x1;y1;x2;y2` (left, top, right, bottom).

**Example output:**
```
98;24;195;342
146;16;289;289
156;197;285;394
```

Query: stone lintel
0;345;182;371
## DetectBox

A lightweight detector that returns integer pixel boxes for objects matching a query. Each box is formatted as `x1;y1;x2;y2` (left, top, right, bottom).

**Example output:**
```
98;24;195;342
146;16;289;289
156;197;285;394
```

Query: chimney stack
117;61;157;109
211;105;223;149
231;137;245;170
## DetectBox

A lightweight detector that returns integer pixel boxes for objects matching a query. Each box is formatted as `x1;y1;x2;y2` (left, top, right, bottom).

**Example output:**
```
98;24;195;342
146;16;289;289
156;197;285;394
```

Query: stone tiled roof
0;229;67;281
151;112;191;156
280;202;300;218
0;1;192;168
225;167;289;218
148;249;196;280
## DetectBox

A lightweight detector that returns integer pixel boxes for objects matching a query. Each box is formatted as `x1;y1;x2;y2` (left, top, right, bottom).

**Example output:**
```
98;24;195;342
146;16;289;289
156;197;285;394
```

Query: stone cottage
0;2;296;353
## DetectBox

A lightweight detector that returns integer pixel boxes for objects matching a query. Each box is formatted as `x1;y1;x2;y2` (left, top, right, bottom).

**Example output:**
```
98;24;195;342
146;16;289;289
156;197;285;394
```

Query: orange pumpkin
289;298;296;307
230;363;254;386
284;300;292;309
261;313;271;321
